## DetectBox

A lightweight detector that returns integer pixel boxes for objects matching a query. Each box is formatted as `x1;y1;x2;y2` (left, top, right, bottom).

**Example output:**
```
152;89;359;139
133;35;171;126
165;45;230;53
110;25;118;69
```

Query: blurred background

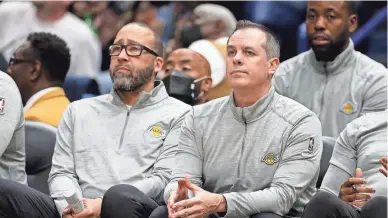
0;0;386;101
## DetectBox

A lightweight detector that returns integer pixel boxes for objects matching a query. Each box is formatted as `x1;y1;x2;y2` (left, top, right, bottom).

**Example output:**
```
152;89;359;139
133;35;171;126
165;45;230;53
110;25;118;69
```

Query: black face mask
180;25;203;48
163;71;207;105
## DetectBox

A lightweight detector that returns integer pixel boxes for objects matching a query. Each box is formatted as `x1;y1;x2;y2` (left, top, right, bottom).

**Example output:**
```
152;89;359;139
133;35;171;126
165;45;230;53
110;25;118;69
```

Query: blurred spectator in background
0;1;101;78
244;1;306;61
273;1;387;138
0;71;27;185
81;2;134;71
164;2;199;54
7;32;71;127
160;48;212;105
71;1;108;32
132;1;168;38
301;110;387;218
181;3;237;101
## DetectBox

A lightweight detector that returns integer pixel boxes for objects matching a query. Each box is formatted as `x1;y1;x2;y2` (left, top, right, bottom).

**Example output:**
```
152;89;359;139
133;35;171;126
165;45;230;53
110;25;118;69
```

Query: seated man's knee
250;212;282;218
307;191;337;208
101;185;143;217
103;184;142;203
361;196;387;218
0;179;24;196
302;191;342;215
149;205;168;218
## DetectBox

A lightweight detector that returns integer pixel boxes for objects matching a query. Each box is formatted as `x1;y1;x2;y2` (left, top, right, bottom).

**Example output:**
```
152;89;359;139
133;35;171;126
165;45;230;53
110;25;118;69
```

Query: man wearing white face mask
161;48;212;105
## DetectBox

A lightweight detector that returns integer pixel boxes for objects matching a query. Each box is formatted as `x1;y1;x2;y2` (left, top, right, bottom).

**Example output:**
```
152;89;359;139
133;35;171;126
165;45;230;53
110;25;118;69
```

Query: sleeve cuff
163;182;178;204
221;193;237;218
54;199;68;218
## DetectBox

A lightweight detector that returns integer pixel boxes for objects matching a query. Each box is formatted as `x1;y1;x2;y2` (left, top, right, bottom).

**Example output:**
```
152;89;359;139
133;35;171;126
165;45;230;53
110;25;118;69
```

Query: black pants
101;184;166;218
0;179;165;218
301;191;388;218
0;179;60;218
148;205;282;218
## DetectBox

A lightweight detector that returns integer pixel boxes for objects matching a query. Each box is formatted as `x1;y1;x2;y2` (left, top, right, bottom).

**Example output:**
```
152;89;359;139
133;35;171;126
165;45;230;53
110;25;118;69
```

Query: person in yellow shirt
7;32;71;127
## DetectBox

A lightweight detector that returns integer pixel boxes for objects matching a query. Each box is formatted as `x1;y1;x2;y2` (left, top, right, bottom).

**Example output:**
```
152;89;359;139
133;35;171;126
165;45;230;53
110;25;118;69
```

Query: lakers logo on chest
262;152;280;165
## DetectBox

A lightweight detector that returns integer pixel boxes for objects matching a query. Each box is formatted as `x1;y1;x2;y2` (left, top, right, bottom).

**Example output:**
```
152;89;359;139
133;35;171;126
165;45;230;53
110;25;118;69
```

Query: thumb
183;176;201;192
178;179;186;190
355;168;363;178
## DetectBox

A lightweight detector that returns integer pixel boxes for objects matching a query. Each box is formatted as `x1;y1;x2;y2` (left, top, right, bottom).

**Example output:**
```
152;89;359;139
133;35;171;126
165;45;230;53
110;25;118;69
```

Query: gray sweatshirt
321;110;387;199
164;86;323;217
273;39;387;138
48;81;191;216
0;72;27;185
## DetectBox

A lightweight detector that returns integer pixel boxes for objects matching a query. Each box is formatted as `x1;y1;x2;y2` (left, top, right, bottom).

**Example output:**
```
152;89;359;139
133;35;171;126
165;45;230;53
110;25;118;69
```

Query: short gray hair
230;20;280;60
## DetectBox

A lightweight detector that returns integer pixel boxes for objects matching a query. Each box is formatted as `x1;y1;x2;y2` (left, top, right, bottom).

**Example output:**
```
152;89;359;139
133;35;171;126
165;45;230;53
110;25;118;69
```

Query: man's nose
314;16;326;31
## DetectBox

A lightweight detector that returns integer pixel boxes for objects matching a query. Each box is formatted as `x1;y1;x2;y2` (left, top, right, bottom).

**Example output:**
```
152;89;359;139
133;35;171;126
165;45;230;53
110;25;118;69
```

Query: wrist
95;197;103;216
215;194;227;213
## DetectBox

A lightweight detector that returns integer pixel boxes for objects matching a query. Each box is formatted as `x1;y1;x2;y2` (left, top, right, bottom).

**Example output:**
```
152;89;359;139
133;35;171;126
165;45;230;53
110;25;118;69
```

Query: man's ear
29;60;41;81
153;57;164;75
268;58;280;78
201;77;212;92
348;14;358;33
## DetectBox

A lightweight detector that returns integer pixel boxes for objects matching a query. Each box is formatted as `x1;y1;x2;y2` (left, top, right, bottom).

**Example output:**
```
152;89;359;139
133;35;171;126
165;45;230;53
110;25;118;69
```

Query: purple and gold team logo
262;152;280;165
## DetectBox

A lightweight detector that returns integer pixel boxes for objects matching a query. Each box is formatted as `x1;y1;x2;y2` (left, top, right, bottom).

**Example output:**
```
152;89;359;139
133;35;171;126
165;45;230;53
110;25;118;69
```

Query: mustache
113;64;133;72
308;32;330;40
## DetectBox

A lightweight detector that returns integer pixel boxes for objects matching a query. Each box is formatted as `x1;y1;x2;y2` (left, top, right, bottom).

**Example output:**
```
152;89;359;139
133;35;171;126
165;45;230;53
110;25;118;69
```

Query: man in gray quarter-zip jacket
164;20;323;218
0;71;27;185
273;1;387;139
301;110;387;218
0;23;190;218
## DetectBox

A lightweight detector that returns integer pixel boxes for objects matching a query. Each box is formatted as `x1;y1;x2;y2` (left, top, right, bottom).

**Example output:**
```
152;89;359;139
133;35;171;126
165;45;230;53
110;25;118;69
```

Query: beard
110;64;154;92
307;30;349;62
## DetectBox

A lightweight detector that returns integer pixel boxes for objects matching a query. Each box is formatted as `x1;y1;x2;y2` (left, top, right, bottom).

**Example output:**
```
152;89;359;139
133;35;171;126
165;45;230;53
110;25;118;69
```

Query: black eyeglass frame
8;57;36;67
109;43;160;57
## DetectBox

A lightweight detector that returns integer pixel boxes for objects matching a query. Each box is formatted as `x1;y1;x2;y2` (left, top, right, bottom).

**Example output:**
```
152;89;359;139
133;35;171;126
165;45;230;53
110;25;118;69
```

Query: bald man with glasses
0;23;190;218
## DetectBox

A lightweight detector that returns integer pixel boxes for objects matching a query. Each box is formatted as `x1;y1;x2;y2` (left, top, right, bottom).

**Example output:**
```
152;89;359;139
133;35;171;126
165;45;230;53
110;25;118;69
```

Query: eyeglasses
109;44;159;57
8;57;35;67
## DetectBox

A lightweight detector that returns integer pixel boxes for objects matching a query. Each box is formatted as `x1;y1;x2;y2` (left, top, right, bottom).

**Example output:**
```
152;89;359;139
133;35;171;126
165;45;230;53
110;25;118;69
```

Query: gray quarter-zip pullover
321;110;387;198
48;81;191;216
164;86;323;217
273;39;387;138
0;71;27;185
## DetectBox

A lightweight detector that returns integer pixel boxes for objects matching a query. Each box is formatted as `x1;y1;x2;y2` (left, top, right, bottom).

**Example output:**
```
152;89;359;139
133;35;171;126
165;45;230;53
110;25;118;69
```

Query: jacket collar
111;81;169;108
24;87;64;112
229;85;276;123
308;38;355;75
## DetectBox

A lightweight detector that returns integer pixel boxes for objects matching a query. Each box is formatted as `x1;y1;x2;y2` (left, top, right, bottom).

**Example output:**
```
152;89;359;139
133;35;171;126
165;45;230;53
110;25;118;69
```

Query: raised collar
23;87;63;113
110;81;168;109
229;85;276;123
308;38;356;75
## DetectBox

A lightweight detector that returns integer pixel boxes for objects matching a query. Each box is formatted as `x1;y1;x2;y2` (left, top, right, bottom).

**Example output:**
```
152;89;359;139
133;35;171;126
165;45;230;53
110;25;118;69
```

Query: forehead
228;28;267;50
114;25;155;48
307;1;346;13
14;41;32;57
167;50;196;63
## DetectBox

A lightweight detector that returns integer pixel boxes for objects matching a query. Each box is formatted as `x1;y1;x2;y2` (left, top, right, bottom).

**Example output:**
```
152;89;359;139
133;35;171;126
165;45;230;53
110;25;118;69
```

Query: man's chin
311;43;330;51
